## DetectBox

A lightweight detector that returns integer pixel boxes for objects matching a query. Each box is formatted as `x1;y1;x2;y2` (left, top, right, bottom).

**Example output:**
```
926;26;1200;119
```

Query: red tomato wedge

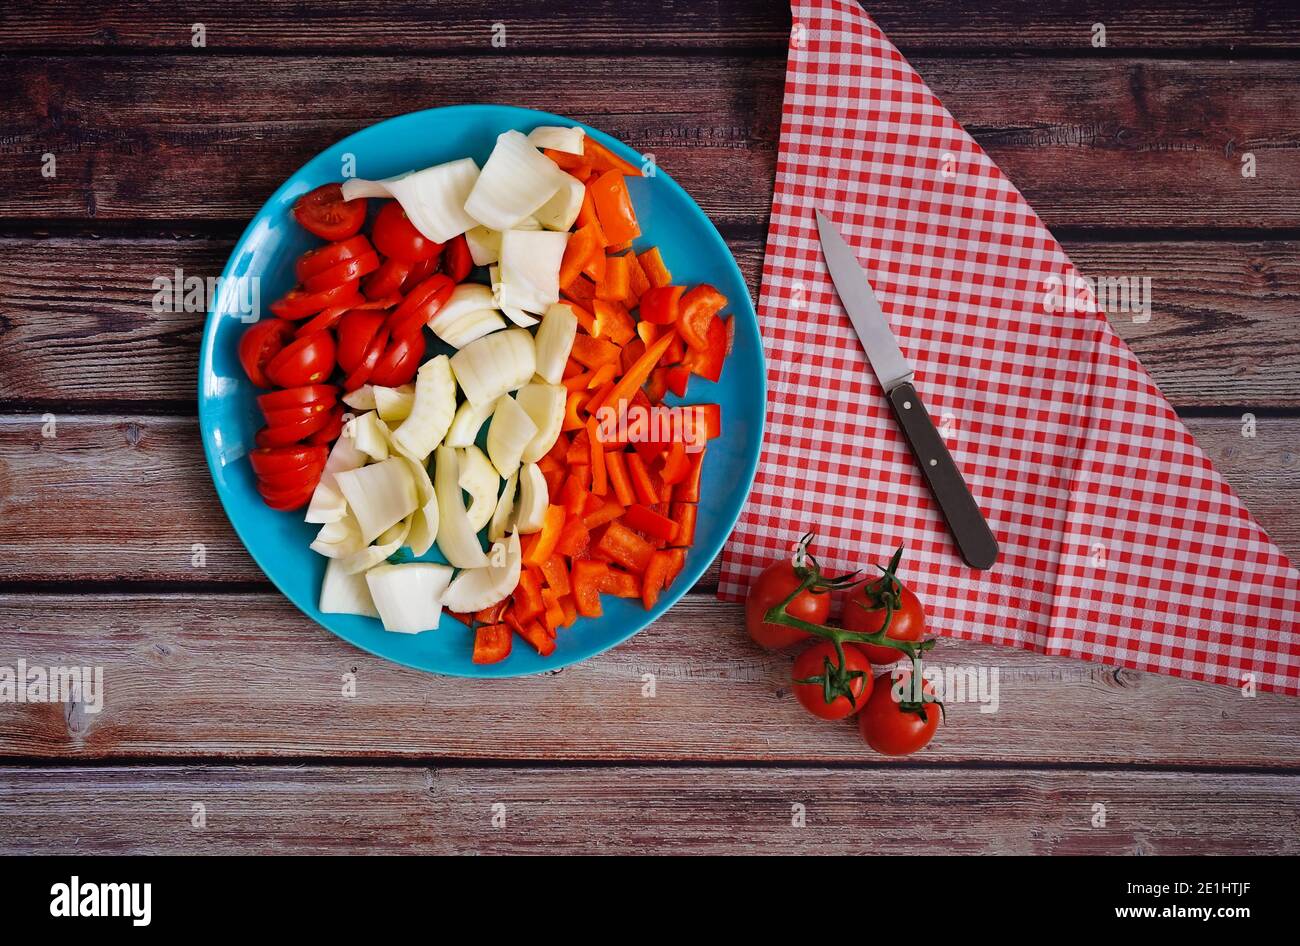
270;281;363;320
294;235;372;283
387;273;455;341
237;318;296;388
303;251;379;292
335;310;387;374
256;385;337;413
371;200;443;262
264;332;336;387
292;183;366;241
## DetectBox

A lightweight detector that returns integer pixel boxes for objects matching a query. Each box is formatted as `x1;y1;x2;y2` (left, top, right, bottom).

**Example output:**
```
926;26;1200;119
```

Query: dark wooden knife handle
887;383;999;570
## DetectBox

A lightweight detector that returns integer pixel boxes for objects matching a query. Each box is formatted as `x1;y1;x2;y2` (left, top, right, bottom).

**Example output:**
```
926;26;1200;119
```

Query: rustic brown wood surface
0;0;1297;855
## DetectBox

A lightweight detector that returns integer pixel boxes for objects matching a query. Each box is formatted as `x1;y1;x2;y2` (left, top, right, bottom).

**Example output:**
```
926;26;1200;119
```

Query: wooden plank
3;1;1298;52
0;765;1295;854
3;56;1299;228
1;590;1297;766
3;236;1297;409
1;413;1293;585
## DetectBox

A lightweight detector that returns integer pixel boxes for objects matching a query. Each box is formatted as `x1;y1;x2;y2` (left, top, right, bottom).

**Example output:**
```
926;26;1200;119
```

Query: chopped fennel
464;130;569;230
533;175;584;232
444;398;496;449
458;445;500;532
428;283;506;349
342;385;378;411
515;382;566;464
391;355;456;461
304;431;369;524
340;516;411;575
310;514;365;559
351;410;391;461
365;562;454;634
333;457;418;544
342;158;481;244
433;446;489;568
402;454;439;557
533;303;579;385
449;328;536;407
374;383;416;422
319;557;380;618
498;229;569;314
485;394;538;478
515;462;549;534
525;125;585;155
440;532;522;613
464;225;502;266
488;471;518;543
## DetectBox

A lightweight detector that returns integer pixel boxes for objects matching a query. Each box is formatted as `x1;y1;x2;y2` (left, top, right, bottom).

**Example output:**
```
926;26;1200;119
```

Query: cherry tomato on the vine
791;641;873;720
744;559;828;649
842;576;927;664
858;670;940;756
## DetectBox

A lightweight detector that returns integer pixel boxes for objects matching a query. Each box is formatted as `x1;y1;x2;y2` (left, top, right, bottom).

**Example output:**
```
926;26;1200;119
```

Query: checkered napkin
717;0;1300;695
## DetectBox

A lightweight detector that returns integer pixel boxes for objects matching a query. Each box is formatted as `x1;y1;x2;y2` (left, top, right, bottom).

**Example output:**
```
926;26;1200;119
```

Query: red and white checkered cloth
717;0;1300;695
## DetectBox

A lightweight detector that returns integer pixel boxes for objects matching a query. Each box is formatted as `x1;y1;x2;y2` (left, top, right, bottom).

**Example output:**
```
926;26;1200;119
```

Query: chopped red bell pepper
605;451;636;507
570;334;621;369
672;447;705;503
515;619;556;656
642;550;674;610
582;495;625;530
665;366;690;397
663;547;687;587
540;554;571;596
682;315;728;382
638;247;672;288
639;285;685;325
677;284;727;351
624;452;660;506
513;569;546;622
596;254;630;302
670;502;698;547
599;567;640;598
592;299;636;345
589;170;641;246
624;503;679;544
555;516;591;557
659;441;691;486
472;623;512;664
595;520;655;573
572;560;608;617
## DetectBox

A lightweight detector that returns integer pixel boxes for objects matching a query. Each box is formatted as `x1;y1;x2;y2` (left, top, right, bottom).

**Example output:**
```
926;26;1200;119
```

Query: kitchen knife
816;211;999;570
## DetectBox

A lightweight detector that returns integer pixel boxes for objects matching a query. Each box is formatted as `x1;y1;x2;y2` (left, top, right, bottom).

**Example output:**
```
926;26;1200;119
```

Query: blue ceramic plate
199;104;764;676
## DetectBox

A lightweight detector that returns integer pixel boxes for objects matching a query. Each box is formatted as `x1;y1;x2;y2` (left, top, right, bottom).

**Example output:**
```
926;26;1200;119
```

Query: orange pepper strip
584;137;643;177
590;170;641;246
585;380;616;416
642;550;674;610
624;250;651;303
577;186;601;229
638;247;672;288
596;254;630;301
605;450;636;506
602;331;675;417
560;223;602;289
591;299;636;345
586;417;608;496
540;554;571;596
563;369;597;392
624;453;661;506
563;390;589;431
524;505;567;568
586;362;617;390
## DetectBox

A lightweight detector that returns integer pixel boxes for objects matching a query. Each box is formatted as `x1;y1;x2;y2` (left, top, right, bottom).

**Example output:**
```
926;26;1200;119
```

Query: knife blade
816;211;999;570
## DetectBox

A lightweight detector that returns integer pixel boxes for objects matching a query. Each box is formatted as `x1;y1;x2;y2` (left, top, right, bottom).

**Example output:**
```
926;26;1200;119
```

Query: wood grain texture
1;765;1296;854
1;413;1294;584
4;56;1299;228
2;591;1297;766
3;237;1298;409
4;1;1298;52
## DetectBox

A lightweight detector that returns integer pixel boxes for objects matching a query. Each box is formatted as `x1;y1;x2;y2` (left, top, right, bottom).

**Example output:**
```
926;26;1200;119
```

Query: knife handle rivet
929;458;937;467
903;401;912;410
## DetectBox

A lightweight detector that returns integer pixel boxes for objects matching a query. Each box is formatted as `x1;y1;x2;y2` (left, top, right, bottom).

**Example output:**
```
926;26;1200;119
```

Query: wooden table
1;1;1297;855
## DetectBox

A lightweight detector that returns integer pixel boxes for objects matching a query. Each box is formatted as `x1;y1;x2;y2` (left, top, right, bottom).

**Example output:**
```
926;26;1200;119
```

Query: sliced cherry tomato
270;281;363;320
256;384;337;413
342;325;389;392
292;183;366;241
262;400;336;428
248;444;328;479
256;476;318;511
336;310;386;373
859;671;940;756
842;572;927;665
294;235;373;283
307;405;345;445
364;257;414;300
294;303;350;337
264;332;336;387
303;251;380;292
791;641;873;720
442;233;473;282
367;332;425;387
254;408;335;448
401;256;441;291
237;318;296;388
387;274;455;341
371;200;443;262
745;558;830;649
